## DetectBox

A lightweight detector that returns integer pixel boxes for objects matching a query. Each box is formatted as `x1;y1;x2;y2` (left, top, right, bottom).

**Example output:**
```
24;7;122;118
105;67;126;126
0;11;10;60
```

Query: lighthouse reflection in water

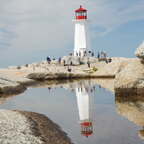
75;81;95;138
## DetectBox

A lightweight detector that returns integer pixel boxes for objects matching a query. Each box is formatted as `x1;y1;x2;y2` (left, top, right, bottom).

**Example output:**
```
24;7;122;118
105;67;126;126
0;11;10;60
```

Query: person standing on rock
79;51;81;57
58;57;61;63
91;51;94;57
103;51;106;58
63;59;66;66
46;56;51;64
97;52;100;59
87;58;90;68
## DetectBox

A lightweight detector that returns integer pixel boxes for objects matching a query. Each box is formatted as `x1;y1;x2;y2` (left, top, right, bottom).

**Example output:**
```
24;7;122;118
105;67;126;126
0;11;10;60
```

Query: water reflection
1;79;144;143
115;94;144;139
45;80;96;138
75;81;95;137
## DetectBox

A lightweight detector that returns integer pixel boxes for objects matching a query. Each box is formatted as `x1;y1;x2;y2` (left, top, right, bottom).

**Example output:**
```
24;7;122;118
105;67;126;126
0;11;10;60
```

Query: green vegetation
83;67;98;74
92;67;98;72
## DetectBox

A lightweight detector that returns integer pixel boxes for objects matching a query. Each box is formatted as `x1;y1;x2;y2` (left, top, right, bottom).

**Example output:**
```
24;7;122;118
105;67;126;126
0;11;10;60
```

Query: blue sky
0;0;144;67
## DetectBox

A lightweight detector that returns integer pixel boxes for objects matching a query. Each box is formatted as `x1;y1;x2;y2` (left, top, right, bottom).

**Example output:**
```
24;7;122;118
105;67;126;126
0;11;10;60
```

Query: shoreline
0;56;144;143
0;57;142;96
0;109;73;144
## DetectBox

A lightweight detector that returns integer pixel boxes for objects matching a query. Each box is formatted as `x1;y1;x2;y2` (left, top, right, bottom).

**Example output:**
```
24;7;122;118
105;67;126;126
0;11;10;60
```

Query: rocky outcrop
92;58;132;78
0;77;26;94
26;72;92;80
114;41;144;95
115;59;144;95
0;59;106;95
0;109;72;144
135;41;144;61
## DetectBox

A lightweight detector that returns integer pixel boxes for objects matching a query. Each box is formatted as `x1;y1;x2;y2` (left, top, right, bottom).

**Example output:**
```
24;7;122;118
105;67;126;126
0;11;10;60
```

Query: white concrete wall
73;20;91;57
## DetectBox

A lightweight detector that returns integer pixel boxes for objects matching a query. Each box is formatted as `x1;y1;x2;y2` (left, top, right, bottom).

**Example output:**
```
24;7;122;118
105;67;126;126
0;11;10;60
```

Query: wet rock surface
0;109;73;144
0;77;26;94
19;111;73;144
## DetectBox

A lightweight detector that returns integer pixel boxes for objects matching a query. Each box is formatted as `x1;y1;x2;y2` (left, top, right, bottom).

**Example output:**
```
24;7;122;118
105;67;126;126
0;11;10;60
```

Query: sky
0;0;144;67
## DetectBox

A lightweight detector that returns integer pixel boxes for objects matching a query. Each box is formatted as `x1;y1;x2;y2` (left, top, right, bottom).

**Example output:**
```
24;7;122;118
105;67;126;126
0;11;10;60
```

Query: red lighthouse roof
75;5;87;20
75;5;87;13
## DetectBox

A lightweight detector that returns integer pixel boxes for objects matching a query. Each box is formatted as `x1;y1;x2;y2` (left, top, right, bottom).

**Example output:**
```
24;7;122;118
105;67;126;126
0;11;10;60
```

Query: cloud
0;0;144;67
90;0;144;37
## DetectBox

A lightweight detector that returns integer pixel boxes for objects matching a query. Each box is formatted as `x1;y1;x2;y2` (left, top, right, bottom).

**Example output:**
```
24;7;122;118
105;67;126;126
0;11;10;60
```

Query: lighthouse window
75;11;87;19
76;12;86;16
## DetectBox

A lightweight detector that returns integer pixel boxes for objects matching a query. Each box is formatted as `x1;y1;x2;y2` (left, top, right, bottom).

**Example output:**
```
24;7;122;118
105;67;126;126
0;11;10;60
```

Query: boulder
26;72;91;80
0;77;26;94
0;110;72;144
61;56;80;65
114;59;144;95
135;41;144;61
93;58;132;78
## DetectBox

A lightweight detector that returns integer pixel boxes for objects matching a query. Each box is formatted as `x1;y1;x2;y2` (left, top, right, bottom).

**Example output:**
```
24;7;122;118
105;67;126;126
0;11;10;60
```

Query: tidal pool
0;79;143;144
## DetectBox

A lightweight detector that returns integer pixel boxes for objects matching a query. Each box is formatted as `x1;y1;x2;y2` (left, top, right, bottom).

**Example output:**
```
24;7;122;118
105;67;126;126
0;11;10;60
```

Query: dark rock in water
0;109;73;144
19;111;73;144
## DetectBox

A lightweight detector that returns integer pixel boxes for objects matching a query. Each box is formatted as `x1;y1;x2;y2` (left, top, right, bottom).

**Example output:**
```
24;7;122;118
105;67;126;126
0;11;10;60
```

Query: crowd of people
75;50;94;57
46;50;111;71
97;51;106;59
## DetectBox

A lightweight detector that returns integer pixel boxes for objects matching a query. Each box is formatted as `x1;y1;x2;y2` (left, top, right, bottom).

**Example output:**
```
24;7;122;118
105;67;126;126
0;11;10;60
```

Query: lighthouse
75;82;94;137
73;5;91;57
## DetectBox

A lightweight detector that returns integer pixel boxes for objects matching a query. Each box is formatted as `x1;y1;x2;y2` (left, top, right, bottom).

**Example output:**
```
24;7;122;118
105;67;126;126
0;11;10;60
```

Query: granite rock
0;77;26;94
135;41;144;61
0;109;72;144
114;59;144;95
93;58;132;78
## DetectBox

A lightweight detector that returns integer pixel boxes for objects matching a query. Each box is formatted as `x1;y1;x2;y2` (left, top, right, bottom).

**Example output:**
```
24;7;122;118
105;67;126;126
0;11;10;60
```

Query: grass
83;67;98;74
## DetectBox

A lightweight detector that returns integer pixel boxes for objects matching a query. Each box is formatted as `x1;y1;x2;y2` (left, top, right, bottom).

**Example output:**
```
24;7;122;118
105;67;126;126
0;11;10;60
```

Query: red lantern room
75;5;87;20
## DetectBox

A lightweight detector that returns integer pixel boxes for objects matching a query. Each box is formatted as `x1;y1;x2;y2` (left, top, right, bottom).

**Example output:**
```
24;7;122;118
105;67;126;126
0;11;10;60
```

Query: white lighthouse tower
73;5;91;57
75;83;94;137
